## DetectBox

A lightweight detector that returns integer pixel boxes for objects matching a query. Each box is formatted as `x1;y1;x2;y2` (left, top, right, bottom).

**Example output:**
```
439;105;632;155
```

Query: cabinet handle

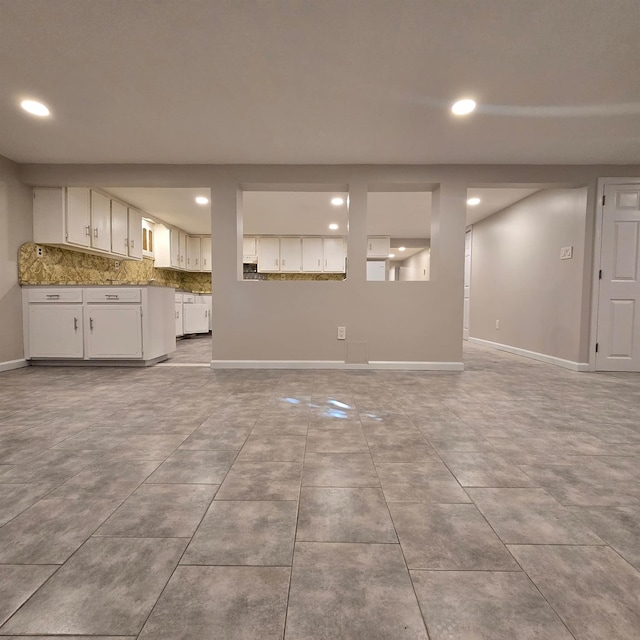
130;239;134;248
275;258;279;266
318;259;321;268
94;228;98;238
325;259;328;267
89;317;94;331
105;294;119;299
85;225;91;237
46;294;60;299
125;238;129;247
282;258;285;266
369;243;372;251
74;317;78;331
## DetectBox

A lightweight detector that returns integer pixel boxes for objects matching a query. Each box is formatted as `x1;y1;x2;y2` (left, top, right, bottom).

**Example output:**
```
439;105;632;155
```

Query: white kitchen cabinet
201;236;212;272
367;236;391;258
111;200;129;256
243;237;257;262
27;304;84;358
258;237;280;272
154;225;184;270
170;228;181;268
175;302;184;337
66;187;91;247
128;209;143;260
323;237;346;272
142;218;155;258
366;260;387;281
179;231;187;269
183;303;209;334
280;237;302;272
90;191;111;252
86;305;142;358
302;237;324;272
186;236;201;271
196;294;213;330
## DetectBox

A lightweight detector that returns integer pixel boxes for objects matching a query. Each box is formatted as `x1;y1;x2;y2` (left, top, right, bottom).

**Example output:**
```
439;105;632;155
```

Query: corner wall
0;156;32;367
469;187;588;365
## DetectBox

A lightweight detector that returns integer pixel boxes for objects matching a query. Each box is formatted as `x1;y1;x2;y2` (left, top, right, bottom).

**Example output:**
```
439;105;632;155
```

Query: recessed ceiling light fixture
451;98;476;116
20;99;50;117
195;196;209;205
331;197;344;206
467;197;481;206
398;246;406;252
329;223;339;230
388;253;395;259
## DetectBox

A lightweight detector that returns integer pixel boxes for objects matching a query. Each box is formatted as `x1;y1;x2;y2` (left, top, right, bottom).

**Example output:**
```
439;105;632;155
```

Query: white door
170;228;181;268
128;209;143;259
28;305;83;358
66;187;91;247
90;191;111;252
175;303;183;337
596;184;640;370
243;237;257;261
201;236;212;272
110;201;128;256
463;228;472;340
183;304;209;334
179;231;187;269
86;306;143;358
367;236;391;258
186;236;201;271
258;237;280;272
280;237;301;272
323;237;346;272
302;237;323;272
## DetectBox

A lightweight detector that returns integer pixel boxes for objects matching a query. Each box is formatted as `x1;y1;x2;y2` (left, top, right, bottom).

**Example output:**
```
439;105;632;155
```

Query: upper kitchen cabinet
186;235;201;271
128;208;143;259
243;237;257;262
32;187;143;261
279;237;302;272
154;224;182;270
367;236;391;258
301;237;323;272
201;236;212;272
258;237;281;272
323;237;346;272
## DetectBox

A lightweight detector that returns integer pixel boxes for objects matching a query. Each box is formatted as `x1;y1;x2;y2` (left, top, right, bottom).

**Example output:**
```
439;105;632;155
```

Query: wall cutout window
366;190;431;281
241;189;349;281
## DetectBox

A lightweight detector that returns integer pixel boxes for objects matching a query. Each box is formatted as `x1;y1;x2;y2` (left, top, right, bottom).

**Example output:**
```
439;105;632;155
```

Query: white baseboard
0;358;28;373
468;337;589;372
211;360;464;371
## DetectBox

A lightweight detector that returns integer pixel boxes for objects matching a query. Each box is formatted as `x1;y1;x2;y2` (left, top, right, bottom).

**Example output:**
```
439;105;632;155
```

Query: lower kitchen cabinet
22;286;176;365
183;303;209;334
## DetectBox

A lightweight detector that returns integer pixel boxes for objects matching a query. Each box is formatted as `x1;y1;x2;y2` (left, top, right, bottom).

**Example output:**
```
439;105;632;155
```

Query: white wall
469;187;588;364
0;155;32;365
399;248;430;281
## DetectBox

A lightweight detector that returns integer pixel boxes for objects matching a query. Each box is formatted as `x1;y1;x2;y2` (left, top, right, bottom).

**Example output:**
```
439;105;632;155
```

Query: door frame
589;177;640;371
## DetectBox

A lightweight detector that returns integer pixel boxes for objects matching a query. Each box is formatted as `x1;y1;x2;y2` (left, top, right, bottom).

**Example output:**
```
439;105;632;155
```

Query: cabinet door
186;236;201;271
128;209;143;260
323;237;346;272
28;305;83;358
183;304;209;334
280;237;301;272
90;191;111;252
110;201;128;256
179;231;187;269
258;237;280;272
367;236;391;258
86;305;142;358
170;228;181;268
66;188;91;247
201;237;212;272
243;237;257;259
302;237;323;272
175;303;183;337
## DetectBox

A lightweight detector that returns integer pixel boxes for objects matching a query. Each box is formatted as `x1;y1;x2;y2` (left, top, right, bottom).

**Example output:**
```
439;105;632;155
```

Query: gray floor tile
0;483;55;526
178;426;251;450
0;537;187;636
216;461;302;500
137;566;290;640
509;544;640;640
0;497;122;564
0;450;101;485
468;488;604;544
388;503;518;570
95;483;217;538
182;500;297;565
440;452;536;487
306;428;369;453
145;449;236;484
99;434;188;461
0;565;57;626
51;426;139;450
286;542;428;640
297;487;397;543
302;452;380;487
0;636;135;639
237;435;307;462
411;570;574;640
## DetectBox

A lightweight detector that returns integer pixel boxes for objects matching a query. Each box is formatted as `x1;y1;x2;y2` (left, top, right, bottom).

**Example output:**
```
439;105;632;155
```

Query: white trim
468;337;589;372
0;358;28;373
211;360;464;371
591;177;640;372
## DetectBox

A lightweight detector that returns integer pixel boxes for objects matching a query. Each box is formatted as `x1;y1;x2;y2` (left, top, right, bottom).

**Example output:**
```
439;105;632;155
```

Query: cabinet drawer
27;288;83;303
85;288;141;303
182;293;195;304
175;293;183;303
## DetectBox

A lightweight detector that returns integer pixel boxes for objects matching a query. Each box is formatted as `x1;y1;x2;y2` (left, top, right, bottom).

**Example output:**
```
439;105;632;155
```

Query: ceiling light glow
195;196;209;205
398;246;406;252
21;99;50;117
388;253;395;258
329;223;339;230
451;98;476;116
331;197;344;206
467;197;481;206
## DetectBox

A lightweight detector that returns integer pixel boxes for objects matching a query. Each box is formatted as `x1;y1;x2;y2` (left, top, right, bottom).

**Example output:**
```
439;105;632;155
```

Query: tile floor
0;339;639;639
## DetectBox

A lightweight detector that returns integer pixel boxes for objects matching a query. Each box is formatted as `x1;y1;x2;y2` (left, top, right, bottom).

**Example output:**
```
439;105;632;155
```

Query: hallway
0;343;639;639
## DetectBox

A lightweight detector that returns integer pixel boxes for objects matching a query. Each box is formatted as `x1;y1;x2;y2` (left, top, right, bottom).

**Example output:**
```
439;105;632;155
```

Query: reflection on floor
0;343;639;639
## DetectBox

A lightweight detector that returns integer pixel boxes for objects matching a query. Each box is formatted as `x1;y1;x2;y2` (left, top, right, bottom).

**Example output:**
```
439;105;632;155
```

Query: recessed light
398;246;406;252
195;196;209;205
388;253;395;259
331;197;344;206
451;98;476;116
20;99;50;117
329;223;339;230
467;197;481;206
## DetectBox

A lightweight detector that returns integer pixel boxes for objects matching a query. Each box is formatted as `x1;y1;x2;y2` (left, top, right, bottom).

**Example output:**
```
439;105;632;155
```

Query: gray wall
0;156;33;364
469;187;589;363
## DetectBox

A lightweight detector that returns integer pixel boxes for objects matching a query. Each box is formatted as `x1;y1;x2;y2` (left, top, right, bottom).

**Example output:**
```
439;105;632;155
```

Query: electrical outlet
36;246;43;257
114;261;120;270
495;320;500;329
337;326;346;340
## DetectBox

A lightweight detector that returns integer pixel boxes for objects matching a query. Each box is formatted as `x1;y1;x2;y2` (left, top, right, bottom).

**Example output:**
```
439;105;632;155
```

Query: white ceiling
1;0;639;165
